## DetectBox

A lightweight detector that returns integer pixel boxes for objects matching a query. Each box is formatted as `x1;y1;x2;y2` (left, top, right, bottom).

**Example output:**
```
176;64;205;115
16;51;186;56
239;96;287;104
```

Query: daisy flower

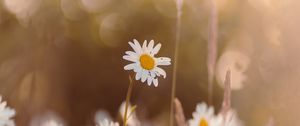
123;39;171;87
30;112;65;126
188;102;222;126
41;120;63;126
95;110;112;125
0;96;16;126
96;119;119;126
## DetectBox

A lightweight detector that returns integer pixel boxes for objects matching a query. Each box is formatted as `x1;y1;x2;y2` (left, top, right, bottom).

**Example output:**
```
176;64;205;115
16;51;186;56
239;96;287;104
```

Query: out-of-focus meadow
0;0;300;125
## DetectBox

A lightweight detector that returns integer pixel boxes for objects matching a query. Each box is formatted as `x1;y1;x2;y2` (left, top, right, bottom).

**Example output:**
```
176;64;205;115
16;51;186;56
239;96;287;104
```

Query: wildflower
95;110;112;125
30;112;65;126
216;51;249;90
119;102;140;126
97;119;119;126
188;102;222;126
41;120;63;126
123;39;171;87
0;96;16;126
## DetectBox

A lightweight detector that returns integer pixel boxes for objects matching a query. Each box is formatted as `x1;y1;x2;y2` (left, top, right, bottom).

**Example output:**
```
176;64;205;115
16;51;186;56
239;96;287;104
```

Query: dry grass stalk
170;0;184;125
174;98;187;126
220;70;231;115
207;0;218;104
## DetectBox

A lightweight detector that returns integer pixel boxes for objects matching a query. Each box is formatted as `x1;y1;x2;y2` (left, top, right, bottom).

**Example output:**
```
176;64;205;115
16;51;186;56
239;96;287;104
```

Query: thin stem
220;70;231;115
174;98;187;126
170;0;183;125
207;0;218;105
123;76;134;126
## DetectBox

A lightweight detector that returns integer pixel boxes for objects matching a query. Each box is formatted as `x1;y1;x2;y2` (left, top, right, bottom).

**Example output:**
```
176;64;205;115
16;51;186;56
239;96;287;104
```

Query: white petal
133;64;141;72
135;71;142;80
151;43;161;55
192;112;199;119
123;55;137;62
142;40;147;52
157;57;171;62
141;70;148;82
196;103;206;114
124;63;136;70
154;67;166;78
128;41;141;54
0;102;7;110
157;61;171;66
207;106;215;117
125;51;137;57
150;71;156;78
156;57;171;66
147;77;152;86
133;39;143;53
147;40;154;51
153;78;158;87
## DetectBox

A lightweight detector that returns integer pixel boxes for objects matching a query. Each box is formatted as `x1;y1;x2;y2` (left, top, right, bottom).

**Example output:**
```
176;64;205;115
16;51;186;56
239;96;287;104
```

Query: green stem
207;0;218;105
170;2;182;125
123;76;134;126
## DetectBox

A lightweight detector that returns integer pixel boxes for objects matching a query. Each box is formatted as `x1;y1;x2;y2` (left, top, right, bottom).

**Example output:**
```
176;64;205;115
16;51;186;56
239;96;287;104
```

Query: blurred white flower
41;120;63;126
30;112;64;126
95;110;112;125
188;102;222;126
96;119;119;126
221;110;243;126
119;102;140;126
216;51;250;90
0;96;16;126
123;39;171;87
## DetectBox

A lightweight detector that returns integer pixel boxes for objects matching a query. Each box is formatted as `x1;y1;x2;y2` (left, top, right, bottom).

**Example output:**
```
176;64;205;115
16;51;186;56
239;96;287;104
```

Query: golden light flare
99;13;127;47
60;0;86;21
3;0;41;26
80;0;111;13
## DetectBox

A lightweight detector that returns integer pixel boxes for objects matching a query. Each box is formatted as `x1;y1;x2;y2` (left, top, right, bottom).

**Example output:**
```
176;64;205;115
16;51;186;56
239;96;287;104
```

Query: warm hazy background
0;0;299;125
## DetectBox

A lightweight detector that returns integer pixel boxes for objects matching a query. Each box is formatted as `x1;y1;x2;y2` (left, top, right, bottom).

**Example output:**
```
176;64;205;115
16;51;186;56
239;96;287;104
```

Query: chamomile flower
123;39;171;87
0;96;16;126
188;102;222;126
30;112;65;126
97;119;119;126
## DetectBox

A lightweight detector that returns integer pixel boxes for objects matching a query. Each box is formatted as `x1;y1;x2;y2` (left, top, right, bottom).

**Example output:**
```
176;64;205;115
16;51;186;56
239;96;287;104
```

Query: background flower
0;96;15;126
188;102;222;126
0;0;299;125
119;101;141;126
96;119;119;126
123;39;171;87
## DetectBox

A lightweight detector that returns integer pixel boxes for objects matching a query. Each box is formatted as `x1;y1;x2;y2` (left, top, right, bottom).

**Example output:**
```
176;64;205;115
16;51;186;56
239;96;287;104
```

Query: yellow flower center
199;118;209;126
139;54;155;70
